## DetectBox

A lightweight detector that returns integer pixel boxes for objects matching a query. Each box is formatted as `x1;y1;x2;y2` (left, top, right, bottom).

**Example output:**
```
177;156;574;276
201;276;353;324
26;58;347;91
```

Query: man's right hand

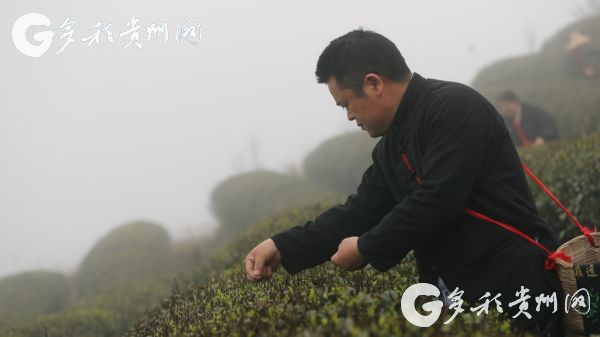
244;238;282;282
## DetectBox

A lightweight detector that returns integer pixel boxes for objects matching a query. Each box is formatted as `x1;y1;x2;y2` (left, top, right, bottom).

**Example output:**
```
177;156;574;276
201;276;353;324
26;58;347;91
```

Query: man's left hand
330;236;367;271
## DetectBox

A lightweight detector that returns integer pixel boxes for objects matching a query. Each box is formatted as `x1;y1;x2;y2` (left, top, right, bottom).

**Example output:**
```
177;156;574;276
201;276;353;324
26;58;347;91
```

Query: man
244;29;565;337
496;90;559;148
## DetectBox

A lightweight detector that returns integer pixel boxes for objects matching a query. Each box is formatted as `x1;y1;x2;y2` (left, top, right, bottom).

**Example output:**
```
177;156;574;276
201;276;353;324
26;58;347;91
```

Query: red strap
401;153;422;184
521;162;596;248
465;208;572;269
399;152;595;269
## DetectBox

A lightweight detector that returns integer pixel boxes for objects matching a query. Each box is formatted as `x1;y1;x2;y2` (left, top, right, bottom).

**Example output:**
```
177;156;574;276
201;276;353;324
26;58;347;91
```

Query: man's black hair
497;90;520;102
315;28;411;95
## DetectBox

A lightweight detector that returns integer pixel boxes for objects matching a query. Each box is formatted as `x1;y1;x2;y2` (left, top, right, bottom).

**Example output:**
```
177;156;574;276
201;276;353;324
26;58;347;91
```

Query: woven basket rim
556;231;600;268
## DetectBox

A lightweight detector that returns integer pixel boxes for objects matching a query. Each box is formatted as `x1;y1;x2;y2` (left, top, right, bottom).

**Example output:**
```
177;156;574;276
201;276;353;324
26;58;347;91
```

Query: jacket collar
390;72;426;131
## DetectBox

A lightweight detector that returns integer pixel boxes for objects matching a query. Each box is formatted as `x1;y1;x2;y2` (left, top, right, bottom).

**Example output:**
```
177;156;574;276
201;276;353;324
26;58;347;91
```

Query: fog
0;0;589;279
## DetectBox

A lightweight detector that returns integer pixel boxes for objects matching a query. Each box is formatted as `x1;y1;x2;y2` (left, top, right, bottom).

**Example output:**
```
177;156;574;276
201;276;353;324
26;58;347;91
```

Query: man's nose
347;110;355;121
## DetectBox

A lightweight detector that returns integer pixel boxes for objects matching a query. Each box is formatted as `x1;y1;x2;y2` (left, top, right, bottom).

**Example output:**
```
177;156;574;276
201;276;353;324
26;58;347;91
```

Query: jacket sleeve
357;90;495;272
270;142;397;275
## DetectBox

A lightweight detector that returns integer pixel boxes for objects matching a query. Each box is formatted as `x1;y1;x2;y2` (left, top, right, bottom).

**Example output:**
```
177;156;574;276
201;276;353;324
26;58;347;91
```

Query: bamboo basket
556;232;600;336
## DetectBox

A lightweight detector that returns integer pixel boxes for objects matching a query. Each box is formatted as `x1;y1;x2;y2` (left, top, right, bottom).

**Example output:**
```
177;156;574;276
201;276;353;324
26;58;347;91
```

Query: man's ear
363;73;384;94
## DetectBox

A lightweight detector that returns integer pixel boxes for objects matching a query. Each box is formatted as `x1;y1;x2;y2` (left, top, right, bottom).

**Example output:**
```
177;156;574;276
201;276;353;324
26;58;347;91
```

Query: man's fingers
261;265;269;278
331;240;345;263
259;265;272;280
245;253;264;282
253;253;265;277
245;239;280;282
245;254;256;279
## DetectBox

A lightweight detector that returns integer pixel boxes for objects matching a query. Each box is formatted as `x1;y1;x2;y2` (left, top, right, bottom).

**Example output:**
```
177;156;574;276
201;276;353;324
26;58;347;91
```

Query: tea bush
210;170;342;243
74;220;177;298
126;204;516;337
303;131;377;195
2;221;182;337
3;308;119;337
0;271;69;330
520;133;600;243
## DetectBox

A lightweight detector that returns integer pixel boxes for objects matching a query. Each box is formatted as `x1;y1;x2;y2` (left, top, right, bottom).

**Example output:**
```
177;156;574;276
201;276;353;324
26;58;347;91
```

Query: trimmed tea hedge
2;221;182;337
125;205;515;337
303;131;378;195
210;170;342;243
3;308;119;337
0;271;69;330
521;132;600;244
74;221;177;298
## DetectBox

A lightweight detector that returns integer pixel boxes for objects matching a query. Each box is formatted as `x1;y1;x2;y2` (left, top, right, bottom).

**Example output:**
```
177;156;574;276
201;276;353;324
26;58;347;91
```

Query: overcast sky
0;0;591;279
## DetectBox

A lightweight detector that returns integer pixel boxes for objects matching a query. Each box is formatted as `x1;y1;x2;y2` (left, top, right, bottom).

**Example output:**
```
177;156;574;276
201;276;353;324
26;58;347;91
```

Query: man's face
326;76;391;138
497;100;521;119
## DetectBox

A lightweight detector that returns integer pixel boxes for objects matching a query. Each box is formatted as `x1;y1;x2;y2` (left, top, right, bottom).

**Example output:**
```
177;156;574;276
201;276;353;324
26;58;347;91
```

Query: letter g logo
401;283;444;327
12;13;54;57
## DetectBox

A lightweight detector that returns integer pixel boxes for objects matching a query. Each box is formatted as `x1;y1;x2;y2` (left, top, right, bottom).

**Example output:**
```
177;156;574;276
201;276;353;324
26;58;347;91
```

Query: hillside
472;13;600;140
